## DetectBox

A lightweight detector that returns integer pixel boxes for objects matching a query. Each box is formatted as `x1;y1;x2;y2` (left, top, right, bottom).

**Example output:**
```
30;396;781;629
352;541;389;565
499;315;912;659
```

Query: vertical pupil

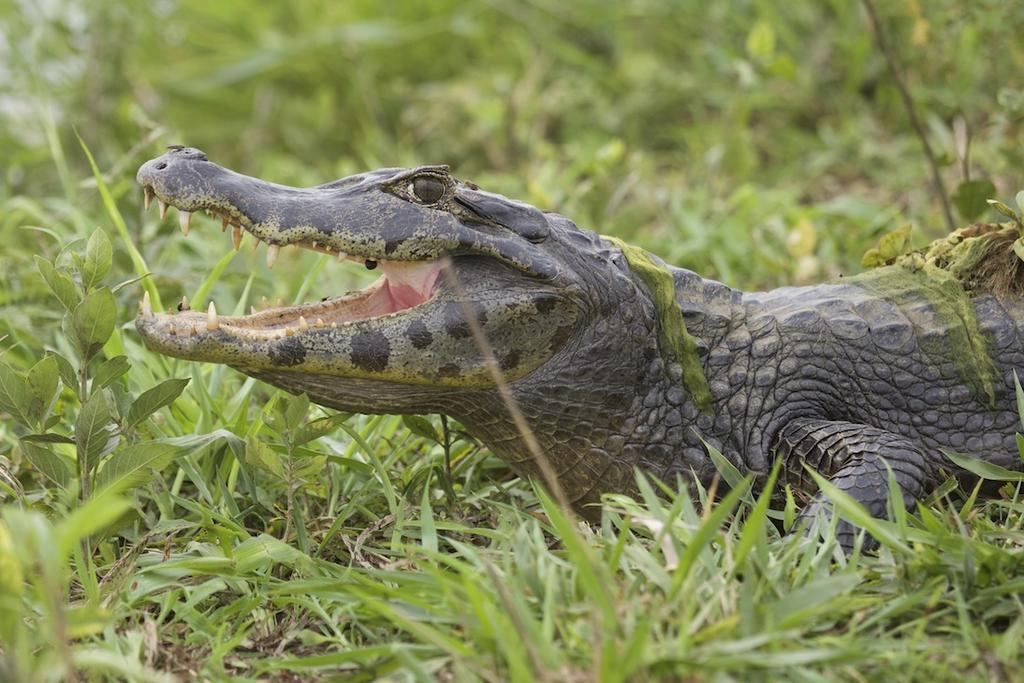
413;177;444;203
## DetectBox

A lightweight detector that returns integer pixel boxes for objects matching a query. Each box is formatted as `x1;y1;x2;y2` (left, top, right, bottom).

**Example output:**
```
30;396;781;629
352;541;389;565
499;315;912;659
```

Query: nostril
155;162;167;170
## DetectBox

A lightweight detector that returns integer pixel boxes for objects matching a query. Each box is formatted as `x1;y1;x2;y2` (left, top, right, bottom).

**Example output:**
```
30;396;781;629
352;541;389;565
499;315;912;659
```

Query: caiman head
136;146;710;509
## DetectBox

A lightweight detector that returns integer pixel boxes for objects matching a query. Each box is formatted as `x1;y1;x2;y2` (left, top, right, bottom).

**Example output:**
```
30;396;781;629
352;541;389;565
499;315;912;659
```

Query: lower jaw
139;259;445;341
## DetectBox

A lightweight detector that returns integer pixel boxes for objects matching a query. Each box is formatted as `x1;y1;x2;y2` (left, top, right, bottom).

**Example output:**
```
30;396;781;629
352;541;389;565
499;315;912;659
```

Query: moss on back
604;236;713;411
847;222;1024;407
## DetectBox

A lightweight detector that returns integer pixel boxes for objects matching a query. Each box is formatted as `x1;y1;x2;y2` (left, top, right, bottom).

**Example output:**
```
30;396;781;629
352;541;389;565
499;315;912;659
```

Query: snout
136;145;210;187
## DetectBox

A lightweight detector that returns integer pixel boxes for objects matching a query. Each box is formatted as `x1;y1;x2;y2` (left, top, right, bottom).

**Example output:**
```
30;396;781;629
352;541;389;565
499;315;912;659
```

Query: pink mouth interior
378;260;444;312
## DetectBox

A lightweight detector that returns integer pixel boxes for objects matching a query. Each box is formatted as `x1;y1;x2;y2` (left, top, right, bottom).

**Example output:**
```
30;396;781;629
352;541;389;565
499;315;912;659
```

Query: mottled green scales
846;223;1024;407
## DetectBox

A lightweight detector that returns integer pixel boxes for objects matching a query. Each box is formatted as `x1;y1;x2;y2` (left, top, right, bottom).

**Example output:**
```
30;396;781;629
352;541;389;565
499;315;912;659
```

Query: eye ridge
411;175;446;204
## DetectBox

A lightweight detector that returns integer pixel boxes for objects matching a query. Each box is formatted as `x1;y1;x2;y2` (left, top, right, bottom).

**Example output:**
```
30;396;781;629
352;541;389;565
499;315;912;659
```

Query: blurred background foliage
3;1;1024;678
4;0;1024;300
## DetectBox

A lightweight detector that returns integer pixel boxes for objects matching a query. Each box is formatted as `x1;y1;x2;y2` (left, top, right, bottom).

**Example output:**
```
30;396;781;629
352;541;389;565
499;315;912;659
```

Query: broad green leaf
745;19;775;61
94;430;242;494
1016;189;1024;214
93;442;178;495
51;352;78;398
246;435;285;479
234;534;313;574
19;440;72;489
26;355;60;427
93;355;131;390
21;433;75;444
124;378;189;428
263;395;285;433
402;415;439;442
944;449;1024;481
952;179;996;222
72;287;116;359
987;199;1022;224
81;228;112;290
283;392;310;431
0;361;32;426
861;224;912;268
75;392;117;474
56;490;131;558
34;255;79;312
292;412;351;447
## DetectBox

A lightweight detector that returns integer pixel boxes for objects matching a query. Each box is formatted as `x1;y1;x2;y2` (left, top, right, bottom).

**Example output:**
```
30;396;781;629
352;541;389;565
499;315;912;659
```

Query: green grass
3;1;1024;680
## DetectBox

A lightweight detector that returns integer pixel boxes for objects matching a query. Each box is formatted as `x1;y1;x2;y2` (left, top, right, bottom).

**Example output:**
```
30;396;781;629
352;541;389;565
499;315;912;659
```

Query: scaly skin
135;146;1024;546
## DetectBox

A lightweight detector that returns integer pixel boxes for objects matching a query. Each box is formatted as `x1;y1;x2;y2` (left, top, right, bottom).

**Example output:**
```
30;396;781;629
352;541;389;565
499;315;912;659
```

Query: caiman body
136;146;1024;547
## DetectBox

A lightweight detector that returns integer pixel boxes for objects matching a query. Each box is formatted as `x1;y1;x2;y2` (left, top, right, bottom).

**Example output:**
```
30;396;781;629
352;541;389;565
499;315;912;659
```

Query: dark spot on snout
405;319;433;349
534;295;558;314
384;237;405;256
270;337;307;367
443;302;471;339
350;331;390;372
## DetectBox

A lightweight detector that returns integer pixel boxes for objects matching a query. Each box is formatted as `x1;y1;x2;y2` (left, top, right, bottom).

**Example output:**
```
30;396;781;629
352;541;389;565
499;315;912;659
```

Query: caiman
135;145;1024;549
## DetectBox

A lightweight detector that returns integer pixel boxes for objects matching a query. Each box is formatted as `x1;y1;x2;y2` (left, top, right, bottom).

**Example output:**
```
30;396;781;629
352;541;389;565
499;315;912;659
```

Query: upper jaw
137;146;559;280
137;145;396;265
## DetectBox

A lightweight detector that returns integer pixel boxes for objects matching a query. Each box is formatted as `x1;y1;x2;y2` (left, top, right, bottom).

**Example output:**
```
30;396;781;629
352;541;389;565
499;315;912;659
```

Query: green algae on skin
848;224;1011;407
604;236;713;411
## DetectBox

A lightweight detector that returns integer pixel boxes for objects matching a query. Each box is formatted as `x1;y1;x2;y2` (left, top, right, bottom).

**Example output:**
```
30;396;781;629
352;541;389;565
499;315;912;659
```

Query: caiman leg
774;418;943;551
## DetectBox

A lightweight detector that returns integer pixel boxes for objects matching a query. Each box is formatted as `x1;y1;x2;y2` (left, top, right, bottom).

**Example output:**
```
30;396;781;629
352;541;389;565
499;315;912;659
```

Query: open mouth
137;189;446;339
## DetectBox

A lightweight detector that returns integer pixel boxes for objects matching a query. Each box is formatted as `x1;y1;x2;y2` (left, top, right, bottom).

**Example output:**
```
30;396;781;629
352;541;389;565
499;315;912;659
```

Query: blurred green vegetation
3;1;1024;680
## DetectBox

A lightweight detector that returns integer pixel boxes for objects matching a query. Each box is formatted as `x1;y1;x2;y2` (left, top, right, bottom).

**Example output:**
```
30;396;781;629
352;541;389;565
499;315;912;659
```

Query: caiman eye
411;176;445;204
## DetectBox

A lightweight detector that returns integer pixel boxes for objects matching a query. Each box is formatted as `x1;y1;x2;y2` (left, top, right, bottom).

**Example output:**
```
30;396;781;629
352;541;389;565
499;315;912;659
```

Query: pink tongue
380;260;442;310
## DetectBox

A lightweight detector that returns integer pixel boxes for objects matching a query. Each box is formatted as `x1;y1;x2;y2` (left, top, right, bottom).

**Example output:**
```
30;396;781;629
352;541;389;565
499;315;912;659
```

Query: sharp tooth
266;245;280;268
178;295;190;312
285;327;295;337
250;305;257;315
140;291;152;316
144;187;154;210
311;241;318;250
276;297;283;307
189;326;197;337
207;301;219;331
179;210;192;236
222;216;229;232
252;236;261;251
298;316;309;331
331;322;337;329
337;251;348;262
260;296;270;309
168;327;176;336
232;225;243;250
315;318;325;328
159;200;168;219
